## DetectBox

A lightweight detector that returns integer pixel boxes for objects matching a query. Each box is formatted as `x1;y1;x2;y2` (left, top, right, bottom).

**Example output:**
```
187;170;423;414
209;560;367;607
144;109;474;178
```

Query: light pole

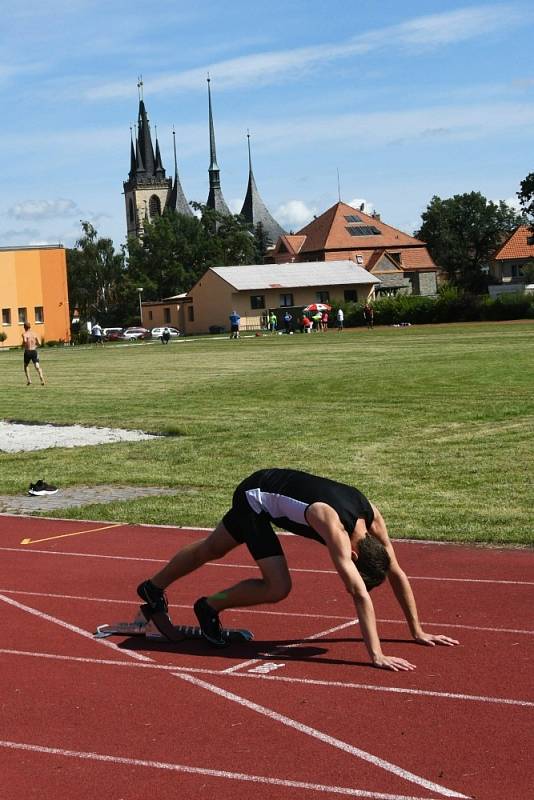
137;288;143;325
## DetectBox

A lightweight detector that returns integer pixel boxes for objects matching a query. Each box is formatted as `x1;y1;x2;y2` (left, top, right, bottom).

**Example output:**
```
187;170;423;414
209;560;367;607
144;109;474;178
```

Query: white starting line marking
0;740;444;800
175;673;468;799
1;647;533;707
1;546;533;585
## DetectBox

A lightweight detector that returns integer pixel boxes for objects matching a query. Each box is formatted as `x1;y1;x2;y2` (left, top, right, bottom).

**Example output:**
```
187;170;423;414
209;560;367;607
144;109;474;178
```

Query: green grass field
1;321;533;545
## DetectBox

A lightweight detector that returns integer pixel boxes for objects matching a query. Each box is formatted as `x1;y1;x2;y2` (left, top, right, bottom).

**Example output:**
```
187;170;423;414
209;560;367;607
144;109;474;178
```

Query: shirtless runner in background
22;322;46;386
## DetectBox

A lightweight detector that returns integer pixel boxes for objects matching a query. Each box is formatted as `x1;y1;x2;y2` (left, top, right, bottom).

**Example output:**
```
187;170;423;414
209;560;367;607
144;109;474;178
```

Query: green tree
253;222;272;263
126;205;256;299
67;222;130;324
415;192;523;292
517;173;534;231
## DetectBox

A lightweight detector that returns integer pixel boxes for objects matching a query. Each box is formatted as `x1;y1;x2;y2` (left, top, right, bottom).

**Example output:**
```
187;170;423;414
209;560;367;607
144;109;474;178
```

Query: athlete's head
353;534;390;591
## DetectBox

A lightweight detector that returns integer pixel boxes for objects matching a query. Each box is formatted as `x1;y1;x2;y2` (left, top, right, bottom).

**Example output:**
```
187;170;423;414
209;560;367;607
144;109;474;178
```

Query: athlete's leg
149;521;240;590
206;554;292;612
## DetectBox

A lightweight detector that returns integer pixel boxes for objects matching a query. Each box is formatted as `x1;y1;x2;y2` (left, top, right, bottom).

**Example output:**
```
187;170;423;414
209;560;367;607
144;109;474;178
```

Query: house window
316;291;330;303
148;310;153;321
250;295;265;309
164;307;171;323
149;194;161;219
188;306;195;322
18;307;27;324
129;198;135;223
34;306;44;323
344;290;357;302
280;293;294;307
390;252;402;265
2;308;11;325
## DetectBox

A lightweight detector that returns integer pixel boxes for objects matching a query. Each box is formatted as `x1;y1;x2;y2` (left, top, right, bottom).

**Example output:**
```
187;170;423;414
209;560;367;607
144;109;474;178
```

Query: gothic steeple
206;76;230;216
240;131;286;245
166;128;193;217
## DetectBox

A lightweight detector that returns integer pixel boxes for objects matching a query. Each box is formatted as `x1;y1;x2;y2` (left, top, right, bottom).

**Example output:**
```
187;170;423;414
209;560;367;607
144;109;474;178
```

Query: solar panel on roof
344;215;362;223
346;226;381;236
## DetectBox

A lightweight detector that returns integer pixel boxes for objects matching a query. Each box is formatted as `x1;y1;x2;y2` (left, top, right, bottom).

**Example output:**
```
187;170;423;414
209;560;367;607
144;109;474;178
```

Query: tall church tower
206;76;230;216
123;79;173;239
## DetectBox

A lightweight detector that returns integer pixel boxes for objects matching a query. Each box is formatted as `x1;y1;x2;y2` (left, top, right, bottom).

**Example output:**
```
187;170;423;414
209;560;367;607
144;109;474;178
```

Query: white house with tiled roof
269;201;439;296
491;225;534;287
184;260;379;335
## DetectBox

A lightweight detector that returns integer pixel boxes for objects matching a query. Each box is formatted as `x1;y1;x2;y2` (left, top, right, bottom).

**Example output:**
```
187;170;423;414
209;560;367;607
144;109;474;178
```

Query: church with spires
123;78;286;244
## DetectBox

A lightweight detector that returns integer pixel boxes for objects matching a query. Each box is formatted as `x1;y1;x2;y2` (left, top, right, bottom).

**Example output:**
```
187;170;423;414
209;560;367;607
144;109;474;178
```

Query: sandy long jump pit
0;420;160;453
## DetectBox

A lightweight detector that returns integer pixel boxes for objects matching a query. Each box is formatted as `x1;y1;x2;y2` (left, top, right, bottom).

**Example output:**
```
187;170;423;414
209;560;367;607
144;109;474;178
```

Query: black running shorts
223;477;284;561
24;349;39;366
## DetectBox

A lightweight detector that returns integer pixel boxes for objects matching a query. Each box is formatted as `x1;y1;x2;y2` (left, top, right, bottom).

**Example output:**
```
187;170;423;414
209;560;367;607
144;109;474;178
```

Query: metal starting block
94;607;254;643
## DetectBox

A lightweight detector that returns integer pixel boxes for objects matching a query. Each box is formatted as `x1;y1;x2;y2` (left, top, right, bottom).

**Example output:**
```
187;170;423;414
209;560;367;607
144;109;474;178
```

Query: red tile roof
296;201;424;252
494;226;534;261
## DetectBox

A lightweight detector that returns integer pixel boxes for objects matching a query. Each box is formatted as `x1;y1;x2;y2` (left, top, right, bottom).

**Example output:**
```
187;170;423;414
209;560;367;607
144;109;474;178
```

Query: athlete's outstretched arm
307;503;416;671
369;506;459;647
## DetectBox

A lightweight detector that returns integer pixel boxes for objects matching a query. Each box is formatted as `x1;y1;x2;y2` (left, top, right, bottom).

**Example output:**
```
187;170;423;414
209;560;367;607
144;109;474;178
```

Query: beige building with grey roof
184;260;380;335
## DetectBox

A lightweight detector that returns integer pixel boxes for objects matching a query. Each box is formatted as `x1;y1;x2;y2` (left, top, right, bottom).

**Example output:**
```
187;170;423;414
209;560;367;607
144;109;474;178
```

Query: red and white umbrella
303;303;331;312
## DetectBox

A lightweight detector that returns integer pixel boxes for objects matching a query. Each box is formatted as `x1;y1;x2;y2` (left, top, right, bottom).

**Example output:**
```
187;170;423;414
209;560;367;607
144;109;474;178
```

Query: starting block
94;606;254;644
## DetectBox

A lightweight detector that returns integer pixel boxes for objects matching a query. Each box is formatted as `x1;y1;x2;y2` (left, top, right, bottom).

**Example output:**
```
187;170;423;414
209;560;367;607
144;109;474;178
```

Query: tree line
67;178;534;327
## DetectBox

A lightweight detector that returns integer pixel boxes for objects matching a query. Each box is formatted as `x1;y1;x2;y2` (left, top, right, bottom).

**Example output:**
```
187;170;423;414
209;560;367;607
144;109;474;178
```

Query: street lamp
137;288;143;325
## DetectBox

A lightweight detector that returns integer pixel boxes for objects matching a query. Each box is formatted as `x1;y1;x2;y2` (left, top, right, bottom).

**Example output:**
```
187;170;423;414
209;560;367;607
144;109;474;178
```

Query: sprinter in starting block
95;604;253;644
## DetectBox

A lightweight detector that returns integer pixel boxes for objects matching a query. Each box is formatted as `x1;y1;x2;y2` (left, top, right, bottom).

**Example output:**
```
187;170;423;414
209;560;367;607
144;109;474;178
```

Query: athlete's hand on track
414;632;460;647
372;655;416;671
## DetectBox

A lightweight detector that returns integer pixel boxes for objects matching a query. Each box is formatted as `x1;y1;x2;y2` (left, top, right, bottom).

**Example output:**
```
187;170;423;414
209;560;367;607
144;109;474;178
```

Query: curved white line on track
0;593;152;662
0;740;442;800
1;546;533;585
1;648;532;707
175;674;469;798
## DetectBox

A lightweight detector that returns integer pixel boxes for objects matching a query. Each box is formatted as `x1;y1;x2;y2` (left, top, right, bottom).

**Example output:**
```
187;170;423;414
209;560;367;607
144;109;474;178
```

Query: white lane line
0;593;152;663
222;619;358;675
1;589;533;636
1;648;532;707
175;674;468;799
1;547;532;585
0;740;439;800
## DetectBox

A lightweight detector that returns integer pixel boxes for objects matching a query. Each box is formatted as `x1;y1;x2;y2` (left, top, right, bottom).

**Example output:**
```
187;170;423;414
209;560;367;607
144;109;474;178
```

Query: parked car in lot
103;327;123;341
120;327;151;340
151;327;181;339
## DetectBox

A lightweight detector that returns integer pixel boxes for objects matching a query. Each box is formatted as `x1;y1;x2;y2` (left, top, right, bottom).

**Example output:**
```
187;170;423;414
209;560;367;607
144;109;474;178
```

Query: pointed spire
129;126;136;179
206;75;230;215
137;98;156;176
166;127;193;217
154;125;165;179
240;131;286;245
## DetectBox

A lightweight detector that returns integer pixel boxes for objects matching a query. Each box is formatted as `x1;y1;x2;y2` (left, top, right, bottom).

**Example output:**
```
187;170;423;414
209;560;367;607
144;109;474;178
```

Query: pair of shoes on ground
137;580;228;647
28;480;58;496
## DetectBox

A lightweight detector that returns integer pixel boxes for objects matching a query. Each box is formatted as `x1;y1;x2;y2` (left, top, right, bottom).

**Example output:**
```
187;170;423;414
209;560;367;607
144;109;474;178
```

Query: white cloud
8;198;82;220
85;4;528;101
275;200;317;230
348;198;374;214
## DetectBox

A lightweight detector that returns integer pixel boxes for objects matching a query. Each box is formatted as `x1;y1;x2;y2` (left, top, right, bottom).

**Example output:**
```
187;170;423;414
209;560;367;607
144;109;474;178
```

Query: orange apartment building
0;245;71;347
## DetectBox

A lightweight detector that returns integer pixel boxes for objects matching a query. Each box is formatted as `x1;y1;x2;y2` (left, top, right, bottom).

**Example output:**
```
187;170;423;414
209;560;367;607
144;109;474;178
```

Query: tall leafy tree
126;205;257;299
66;222;131;324
517;173;534;231
415;192;523;292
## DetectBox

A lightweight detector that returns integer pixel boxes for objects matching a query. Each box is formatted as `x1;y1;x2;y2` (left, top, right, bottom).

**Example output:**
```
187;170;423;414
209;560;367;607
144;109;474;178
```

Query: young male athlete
22;322;46;385
137;468;458;670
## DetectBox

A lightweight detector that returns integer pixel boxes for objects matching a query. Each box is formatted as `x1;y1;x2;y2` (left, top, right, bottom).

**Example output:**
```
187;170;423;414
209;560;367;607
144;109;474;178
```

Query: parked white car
121;327;151;340
151;327;181;339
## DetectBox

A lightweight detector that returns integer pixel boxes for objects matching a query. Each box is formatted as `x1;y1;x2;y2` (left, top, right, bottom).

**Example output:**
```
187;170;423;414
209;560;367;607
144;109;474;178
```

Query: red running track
0;514;532;800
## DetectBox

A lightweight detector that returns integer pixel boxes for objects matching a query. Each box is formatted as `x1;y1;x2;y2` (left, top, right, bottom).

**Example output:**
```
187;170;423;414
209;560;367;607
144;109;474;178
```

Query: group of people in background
231;302;375;339
300;310;330;333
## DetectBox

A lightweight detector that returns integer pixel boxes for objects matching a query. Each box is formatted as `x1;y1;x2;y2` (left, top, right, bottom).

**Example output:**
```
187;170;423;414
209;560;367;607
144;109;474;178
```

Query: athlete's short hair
355;535;390;591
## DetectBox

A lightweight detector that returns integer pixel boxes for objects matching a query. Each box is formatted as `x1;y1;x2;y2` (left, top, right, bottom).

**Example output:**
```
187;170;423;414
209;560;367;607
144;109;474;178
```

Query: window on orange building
188;306;194;322
35;307;44;323
2;309;11;325
18;308;27;324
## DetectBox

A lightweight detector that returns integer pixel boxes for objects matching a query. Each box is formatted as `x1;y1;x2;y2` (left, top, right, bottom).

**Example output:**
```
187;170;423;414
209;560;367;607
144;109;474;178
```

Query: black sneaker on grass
193;597;228;648
28;480;58;496
137;579;168;613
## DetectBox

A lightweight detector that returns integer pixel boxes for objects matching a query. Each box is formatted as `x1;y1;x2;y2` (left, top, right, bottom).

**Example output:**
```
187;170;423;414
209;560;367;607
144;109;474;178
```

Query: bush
336;290;534;328
0;332;7;344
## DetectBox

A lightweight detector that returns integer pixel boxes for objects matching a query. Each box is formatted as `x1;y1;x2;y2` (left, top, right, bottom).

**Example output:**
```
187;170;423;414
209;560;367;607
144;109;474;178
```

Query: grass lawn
1;321;533;545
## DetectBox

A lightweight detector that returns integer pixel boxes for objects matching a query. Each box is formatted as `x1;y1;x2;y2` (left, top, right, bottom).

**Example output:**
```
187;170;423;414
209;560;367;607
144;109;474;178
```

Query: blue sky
2;0;533;250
